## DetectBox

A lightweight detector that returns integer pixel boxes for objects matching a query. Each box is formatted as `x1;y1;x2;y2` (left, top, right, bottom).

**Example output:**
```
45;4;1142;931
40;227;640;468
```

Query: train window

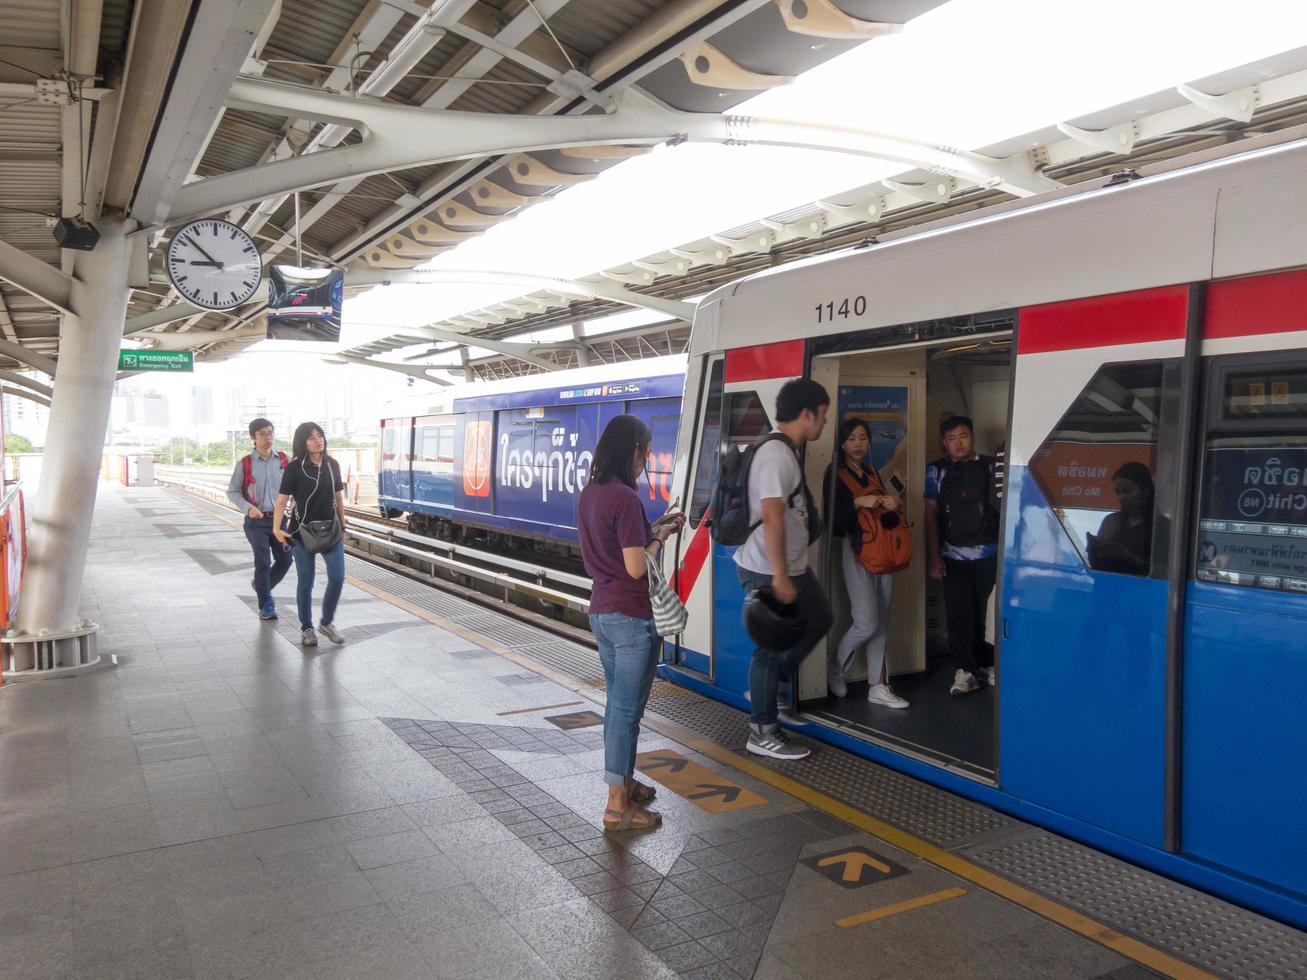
382;424;396;459
689;360;725;526
724;391;770;450
1195;356;1307;594
1027;359;1183;579
437;427;455;461
418;426;440;460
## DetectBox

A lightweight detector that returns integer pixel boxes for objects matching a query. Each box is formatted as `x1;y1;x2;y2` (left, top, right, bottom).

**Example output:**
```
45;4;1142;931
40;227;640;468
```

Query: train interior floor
801;657;996;776
2;484;1304;980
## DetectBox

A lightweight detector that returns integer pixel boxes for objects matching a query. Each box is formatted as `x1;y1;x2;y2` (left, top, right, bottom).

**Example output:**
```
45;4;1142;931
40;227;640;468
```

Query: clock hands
183;236;224;269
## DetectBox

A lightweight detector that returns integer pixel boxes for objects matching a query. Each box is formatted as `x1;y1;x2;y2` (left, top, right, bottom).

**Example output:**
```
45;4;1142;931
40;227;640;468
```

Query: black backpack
709;433;821;547
936;456;999;547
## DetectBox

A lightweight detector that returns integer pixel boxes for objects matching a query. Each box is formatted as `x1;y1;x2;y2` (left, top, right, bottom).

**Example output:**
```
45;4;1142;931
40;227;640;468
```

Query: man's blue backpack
707;432;792;546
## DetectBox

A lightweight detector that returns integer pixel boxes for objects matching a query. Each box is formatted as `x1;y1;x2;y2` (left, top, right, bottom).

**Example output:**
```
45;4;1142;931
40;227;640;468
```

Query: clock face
165;219;263;310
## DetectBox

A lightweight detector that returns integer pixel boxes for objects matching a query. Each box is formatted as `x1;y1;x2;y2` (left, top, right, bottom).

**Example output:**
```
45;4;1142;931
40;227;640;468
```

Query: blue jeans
244;516;292;607
291;539;345;631
590;612;659;788
737;568;834;727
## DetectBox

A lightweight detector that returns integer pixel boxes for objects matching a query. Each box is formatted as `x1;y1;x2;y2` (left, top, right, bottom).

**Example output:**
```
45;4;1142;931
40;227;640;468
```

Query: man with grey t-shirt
735;378;835;761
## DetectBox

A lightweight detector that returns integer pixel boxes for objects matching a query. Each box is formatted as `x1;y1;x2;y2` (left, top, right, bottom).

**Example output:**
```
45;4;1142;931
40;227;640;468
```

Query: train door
455;411;493;516
1182;270;1307;898
392;417;415;503
1002;287;1190;846
802;336;1007;779
671;344;798;687
627;397;680;524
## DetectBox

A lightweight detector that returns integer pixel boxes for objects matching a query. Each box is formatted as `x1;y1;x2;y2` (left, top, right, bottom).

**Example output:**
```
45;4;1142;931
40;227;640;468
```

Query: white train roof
382;353;687;419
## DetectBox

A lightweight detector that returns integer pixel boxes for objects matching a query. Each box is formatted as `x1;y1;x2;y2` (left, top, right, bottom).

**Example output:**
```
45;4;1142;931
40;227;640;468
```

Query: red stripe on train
725;340;805;383
1017;285;1189;355
1206;269;1307;338
676;520;712;604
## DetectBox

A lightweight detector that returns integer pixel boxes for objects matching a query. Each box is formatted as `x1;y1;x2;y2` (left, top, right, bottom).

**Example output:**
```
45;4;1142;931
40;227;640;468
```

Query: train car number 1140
815;296;867;324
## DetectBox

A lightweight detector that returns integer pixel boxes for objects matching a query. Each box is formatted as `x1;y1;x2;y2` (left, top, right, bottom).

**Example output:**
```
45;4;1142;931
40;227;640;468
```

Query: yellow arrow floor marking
818;851;892;882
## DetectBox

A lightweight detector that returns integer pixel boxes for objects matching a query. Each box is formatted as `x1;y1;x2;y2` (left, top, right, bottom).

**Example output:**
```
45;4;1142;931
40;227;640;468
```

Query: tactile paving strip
646;693;1011;849
967;833;1307;979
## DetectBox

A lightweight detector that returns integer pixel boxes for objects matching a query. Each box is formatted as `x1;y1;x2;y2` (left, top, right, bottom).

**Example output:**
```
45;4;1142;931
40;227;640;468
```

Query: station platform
2;485;1305;980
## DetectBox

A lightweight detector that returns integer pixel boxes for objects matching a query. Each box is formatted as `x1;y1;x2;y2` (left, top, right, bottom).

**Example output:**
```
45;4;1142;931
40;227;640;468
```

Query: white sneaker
981;667;996;687
867;683;909;709
950;669;980;695
301;628;317;647
827;666;848;699
318;623;346;645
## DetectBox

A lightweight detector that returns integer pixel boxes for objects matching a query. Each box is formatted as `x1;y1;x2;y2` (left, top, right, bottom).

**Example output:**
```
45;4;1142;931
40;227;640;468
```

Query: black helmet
744;587;806;652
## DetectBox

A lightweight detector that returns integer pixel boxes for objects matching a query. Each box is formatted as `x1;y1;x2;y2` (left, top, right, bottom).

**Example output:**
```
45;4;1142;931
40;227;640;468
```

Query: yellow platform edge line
171;489;1217;980
836;887;967;928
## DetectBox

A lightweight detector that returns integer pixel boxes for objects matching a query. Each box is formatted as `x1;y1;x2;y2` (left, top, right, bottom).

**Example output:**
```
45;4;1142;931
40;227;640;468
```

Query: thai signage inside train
1028;440;1157;510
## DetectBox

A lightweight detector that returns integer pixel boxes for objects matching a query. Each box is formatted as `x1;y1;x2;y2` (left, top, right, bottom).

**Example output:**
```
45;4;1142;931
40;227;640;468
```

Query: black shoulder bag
295;457;343;553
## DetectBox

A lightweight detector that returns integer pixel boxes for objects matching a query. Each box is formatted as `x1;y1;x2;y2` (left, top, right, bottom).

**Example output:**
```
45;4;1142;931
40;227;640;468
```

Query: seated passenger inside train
1087;461;1155;576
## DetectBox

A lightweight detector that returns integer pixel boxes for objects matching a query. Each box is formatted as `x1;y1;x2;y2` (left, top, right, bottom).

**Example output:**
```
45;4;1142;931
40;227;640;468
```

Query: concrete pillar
17;219;132;636
460;347;474;383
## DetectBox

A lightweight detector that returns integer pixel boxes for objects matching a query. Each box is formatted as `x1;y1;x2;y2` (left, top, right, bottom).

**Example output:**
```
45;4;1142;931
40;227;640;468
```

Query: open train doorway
799;322;1014;780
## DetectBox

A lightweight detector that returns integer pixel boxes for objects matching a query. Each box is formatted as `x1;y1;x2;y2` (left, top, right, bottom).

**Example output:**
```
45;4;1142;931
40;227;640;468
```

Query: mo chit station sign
1028;440;1156;509
118;350;194;372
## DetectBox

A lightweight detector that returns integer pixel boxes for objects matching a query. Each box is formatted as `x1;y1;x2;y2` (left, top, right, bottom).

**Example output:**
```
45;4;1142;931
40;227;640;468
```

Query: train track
153;468;596;646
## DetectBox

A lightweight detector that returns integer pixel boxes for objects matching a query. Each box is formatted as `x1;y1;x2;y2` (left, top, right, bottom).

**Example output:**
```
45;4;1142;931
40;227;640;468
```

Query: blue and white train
378;356;685;560
661;132;1307;929
378;135;1307;929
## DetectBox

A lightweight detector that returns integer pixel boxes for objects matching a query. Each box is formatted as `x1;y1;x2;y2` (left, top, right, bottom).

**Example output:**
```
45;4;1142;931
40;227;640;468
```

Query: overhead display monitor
266;265;344;342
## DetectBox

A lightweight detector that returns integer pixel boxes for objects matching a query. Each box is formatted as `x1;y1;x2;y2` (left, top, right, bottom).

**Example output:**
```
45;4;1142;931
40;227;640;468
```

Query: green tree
4;434;34;454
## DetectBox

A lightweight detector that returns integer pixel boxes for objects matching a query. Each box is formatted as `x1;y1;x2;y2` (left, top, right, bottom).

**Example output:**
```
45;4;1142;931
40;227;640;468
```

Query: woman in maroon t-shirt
579;414;684;832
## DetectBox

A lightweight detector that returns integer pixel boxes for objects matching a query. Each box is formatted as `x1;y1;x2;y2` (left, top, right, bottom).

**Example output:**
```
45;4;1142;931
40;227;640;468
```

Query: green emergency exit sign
118;350;194;372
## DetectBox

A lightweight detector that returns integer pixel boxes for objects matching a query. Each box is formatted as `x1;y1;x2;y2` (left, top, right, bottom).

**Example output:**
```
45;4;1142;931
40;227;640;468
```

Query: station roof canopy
2;1;1307;383
0;0;948;370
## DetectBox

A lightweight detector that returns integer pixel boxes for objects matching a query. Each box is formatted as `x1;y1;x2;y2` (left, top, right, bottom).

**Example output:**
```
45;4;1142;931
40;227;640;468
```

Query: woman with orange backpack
823;418;912;708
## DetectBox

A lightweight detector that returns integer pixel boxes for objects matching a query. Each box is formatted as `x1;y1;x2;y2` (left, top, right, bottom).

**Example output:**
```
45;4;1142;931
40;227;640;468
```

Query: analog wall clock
165;218;263;310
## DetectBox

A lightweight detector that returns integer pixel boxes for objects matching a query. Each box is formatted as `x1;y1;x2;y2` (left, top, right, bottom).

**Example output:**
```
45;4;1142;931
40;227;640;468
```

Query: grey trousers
832;542;894;685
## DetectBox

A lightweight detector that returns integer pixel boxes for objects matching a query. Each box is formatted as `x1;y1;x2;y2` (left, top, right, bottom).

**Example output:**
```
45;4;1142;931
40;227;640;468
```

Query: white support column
571;320;593;366
9;219;133;672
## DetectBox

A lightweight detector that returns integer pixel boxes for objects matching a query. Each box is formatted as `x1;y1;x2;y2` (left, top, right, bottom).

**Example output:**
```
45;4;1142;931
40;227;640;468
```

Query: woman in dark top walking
273;422;348;647
578;414;684;832
823;418;908;708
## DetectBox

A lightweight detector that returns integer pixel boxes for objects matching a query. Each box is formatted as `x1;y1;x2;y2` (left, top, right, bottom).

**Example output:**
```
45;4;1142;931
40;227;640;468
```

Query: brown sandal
603;805;662;832
627;779;657;805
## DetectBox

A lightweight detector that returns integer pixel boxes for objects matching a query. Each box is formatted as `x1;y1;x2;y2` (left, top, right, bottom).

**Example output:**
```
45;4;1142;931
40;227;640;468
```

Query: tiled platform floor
0;486;1221;978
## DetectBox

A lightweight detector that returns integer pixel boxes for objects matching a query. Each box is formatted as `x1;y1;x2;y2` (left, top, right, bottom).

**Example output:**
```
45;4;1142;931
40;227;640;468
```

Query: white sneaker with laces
981;667;996;687
867;683;909;709
950;669;980;695
318;623;346;645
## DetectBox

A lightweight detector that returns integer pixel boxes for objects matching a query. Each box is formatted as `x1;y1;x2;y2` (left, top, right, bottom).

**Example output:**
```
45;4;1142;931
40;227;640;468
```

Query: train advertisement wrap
1197;446;1307;592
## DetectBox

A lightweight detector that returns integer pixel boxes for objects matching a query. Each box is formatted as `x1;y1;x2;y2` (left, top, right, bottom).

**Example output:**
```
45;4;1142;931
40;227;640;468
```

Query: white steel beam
0;239;76;316
0;371;54;398
0;339;57;376
0;386;52;409
253;0;576;262
323;352;455;385
169;77;1058;224
130;0;281;224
